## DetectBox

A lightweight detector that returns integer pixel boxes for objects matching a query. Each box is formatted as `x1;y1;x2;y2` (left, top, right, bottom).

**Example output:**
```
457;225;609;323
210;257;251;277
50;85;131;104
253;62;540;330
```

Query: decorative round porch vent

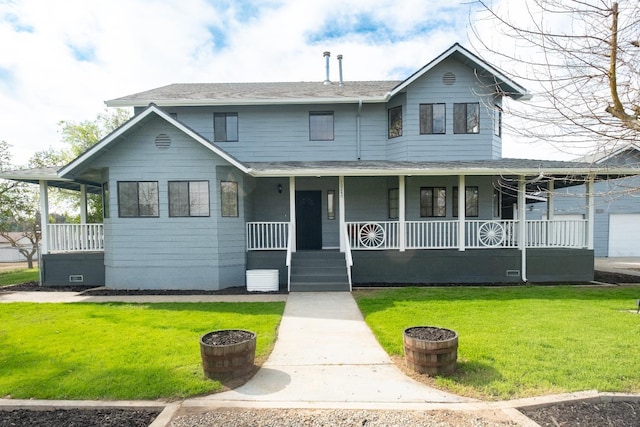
155;133;171;149
442;72;456;86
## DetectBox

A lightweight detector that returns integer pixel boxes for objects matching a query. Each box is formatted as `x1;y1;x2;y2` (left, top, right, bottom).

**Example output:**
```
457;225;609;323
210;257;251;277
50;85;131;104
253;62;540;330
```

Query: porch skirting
41;252;105;287
351;248;594;284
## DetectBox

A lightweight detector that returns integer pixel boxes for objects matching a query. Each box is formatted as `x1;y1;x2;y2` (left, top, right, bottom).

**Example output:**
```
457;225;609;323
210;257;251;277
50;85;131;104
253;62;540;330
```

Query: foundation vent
505;270;520;277
69;275;84;283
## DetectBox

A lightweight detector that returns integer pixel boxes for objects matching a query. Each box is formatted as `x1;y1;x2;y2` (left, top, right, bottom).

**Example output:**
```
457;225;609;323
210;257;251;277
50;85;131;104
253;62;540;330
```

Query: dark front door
296;191;322;250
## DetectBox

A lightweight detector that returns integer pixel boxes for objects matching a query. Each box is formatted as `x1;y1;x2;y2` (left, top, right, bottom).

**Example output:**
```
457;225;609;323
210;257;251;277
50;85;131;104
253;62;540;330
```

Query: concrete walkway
186;292;472;410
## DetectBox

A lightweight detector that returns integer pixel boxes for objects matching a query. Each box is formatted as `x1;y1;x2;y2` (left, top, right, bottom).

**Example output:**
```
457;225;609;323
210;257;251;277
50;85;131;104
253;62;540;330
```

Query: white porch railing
406;220;458;249
246;222;290;250
47;224;104;252
346;221;399;250
245;219;588;251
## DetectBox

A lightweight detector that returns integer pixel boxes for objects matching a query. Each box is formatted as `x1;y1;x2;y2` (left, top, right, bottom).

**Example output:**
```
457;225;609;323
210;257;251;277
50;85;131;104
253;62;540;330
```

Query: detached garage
608;214;640;257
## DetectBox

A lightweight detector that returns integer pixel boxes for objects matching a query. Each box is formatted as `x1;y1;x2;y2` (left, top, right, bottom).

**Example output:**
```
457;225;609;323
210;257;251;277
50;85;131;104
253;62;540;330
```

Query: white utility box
246;269;279;292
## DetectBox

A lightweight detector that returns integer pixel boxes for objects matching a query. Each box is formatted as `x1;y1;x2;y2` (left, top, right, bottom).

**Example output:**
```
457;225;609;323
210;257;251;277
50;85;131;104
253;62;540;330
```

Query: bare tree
471;0;640;158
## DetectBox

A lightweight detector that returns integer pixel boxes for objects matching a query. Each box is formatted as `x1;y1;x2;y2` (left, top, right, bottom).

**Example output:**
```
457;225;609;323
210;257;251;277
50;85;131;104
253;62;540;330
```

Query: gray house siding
89;116;244;289
397;58;501;161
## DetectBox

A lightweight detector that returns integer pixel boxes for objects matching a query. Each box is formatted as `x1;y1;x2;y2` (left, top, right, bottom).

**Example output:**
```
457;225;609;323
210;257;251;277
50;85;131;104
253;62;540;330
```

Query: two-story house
3;43;638;290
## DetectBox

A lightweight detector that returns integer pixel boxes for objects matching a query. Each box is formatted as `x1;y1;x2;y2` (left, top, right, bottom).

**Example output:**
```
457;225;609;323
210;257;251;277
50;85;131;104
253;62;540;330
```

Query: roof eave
105;96;389;108
248;165;639;178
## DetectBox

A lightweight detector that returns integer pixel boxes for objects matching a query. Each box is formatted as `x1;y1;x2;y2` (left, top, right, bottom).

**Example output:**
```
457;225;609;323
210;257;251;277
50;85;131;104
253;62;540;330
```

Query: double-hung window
169;181;210;217
420;187;447;217
309;111;334;140
214;113;238;142
453;186;479;217
118;181;159;218
453;103;480;134
388;106;403;138
419;103;446;134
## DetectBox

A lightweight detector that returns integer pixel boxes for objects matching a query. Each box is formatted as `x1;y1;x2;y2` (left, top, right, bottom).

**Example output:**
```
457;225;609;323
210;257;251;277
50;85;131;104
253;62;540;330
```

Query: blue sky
0;0;552;164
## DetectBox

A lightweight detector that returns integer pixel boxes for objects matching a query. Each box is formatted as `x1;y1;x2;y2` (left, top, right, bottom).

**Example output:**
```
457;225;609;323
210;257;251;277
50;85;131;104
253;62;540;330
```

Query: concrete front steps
289;250;350;292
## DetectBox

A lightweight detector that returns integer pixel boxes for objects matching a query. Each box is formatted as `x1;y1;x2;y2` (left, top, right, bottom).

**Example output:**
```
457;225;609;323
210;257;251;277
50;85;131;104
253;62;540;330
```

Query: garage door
609;214;640;257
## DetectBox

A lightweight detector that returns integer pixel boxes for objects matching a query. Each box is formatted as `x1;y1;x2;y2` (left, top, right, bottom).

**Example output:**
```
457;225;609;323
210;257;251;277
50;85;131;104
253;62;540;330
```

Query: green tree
31;108;132;223
0;141;40;268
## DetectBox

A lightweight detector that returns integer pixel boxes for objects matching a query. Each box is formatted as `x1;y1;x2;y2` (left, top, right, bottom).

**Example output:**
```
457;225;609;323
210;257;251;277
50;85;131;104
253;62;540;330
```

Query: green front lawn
0;302;284;400
0;268;39;286
354;286;640;400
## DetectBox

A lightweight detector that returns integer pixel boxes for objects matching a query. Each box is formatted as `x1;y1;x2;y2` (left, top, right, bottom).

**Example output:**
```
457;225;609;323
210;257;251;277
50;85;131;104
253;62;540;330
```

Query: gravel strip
169;408;519;427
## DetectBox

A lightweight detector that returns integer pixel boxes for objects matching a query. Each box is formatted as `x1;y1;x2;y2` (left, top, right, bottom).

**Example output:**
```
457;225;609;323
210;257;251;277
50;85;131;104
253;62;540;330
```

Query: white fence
47;224;104;252
246;220;587;251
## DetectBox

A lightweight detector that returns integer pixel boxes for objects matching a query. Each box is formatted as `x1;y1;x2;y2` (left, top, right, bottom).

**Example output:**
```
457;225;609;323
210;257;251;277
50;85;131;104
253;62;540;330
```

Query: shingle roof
106;81;400;107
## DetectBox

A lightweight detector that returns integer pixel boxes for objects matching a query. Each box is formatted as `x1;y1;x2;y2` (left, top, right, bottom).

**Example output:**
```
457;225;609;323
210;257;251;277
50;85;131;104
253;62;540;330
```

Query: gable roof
58;104;249;179
105;44;528;108
390;43;529;100
576;143;640;165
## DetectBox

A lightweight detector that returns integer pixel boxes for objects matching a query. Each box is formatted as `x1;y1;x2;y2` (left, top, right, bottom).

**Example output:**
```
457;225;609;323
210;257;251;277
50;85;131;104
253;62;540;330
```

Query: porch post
586;175;595;250
399;175;405;252
518;175;528;281
39;180;49;254
289;176;296;253
339;175;346;252
80;184;88;223
458;175;465;251
546;179;554;220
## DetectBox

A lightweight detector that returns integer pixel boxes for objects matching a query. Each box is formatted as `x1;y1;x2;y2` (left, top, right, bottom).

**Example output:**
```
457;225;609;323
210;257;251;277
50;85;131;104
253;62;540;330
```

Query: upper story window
453;103;480;134
118;181;159;218
420;187;447;217
419;103;446;134
169;181;210;217
453;186;479;217
214;113;238;142
309;111;334;141
494;105;502;137
388;106;403;138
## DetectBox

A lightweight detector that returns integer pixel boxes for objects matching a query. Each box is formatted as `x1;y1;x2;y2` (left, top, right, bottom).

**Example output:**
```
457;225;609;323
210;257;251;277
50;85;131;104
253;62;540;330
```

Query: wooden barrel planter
200;329;256;381
403;326;458;376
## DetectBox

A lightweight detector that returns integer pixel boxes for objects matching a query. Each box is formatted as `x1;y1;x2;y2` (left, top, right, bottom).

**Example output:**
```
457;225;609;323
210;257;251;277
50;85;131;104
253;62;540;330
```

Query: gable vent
155;134;171;149
442;72;456;86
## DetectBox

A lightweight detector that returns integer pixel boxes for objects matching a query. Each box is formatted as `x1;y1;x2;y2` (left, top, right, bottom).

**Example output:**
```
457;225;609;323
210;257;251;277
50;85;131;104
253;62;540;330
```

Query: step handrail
285;223;293;292
343;224;353;291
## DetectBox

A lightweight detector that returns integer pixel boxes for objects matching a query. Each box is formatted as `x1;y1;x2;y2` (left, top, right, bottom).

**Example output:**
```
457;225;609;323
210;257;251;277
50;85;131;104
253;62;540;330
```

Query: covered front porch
245;169;598;290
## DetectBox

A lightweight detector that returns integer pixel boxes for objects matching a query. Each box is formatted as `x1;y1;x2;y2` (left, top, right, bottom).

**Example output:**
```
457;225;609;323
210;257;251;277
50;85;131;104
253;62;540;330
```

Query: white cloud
0;0;557;165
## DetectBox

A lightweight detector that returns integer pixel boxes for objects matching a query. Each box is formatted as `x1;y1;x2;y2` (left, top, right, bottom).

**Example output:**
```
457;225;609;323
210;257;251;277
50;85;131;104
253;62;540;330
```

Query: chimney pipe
323;51;331;85
337;54;344;87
